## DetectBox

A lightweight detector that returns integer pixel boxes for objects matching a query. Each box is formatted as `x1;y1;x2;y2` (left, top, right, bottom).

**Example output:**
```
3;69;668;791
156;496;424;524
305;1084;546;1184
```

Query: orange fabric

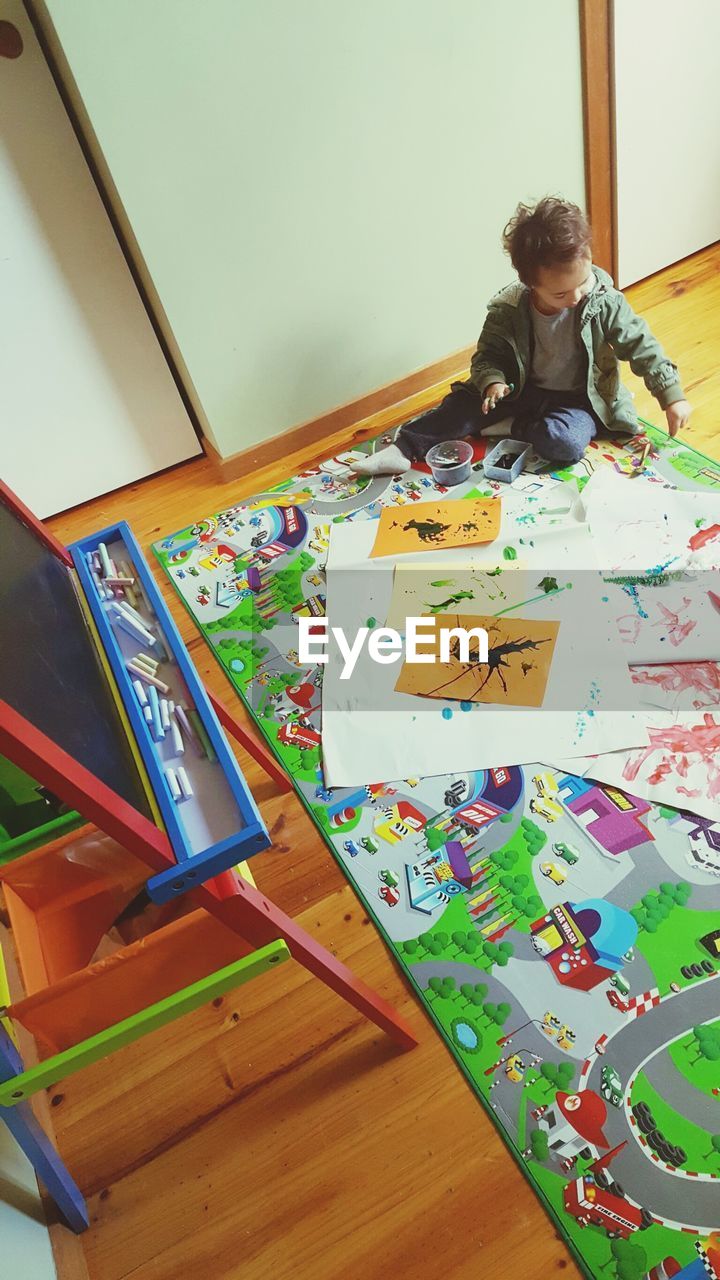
10;910;252;1054
1;825;150;990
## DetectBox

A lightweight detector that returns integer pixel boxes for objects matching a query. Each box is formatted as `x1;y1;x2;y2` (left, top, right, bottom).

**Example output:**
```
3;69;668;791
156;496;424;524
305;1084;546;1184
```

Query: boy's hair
503;197;592;285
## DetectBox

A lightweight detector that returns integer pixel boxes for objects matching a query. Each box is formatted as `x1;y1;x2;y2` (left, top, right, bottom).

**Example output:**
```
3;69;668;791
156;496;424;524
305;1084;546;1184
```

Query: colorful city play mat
155;424;720;1279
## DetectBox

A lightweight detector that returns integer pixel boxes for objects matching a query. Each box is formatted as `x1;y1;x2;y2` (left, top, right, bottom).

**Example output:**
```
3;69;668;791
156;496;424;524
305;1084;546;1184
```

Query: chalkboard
0;495;153;819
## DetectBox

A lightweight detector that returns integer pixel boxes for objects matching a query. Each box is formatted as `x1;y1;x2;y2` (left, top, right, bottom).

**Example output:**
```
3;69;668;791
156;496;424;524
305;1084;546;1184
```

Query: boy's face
530;254;593;315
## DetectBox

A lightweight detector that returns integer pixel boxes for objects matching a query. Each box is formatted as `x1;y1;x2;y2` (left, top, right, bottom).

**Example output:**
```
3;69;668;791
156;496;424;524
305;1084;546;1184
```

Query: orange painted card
369;498;501;558
394;612;560;707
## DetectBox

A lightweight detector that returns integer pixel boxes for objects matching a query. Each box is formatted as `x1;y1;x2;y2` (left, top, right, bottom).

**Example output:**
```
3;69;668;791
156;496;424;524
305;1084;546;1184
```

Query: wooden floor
38;243;720;1280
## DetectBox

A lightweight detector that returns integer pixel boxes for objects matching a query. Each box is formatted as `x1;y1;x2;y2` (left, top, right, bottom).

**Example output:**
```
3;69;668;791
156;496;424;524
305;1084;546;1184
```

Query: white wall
0;940;56;1279
0;1124;58;1280
43;0;586;460
0;0;200;518
614;0;720;286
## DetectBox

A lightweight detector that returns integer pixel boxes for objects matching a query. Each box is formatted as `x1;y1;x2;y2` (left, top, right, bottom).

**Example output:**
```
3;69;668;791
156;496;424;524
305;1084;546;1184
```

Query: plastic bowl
425;440;474;487
482;438;532;484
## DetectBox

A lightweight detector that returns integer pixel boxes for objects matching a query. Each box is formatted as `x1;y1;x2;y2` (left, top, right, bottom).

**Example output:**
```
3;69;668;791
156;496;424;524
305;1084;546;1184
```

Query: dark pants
396;381;601;465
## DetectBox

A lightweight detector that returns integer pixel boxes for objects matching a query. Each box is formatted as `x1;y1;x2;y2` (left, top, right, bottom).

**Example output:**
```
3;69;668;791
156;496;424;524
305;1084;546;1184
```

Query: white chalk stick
112;610;157;648
165;768;181;801
114;598;149;628
177;767;193;800
132;679;148;707
98;542;112;577
160;698;171;731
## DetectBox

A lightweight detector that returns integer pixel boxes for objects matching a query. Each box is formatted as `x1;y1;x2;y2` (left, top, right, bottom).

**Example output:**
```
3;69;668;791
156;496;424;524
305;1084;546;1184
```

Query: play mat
154;423;720;1280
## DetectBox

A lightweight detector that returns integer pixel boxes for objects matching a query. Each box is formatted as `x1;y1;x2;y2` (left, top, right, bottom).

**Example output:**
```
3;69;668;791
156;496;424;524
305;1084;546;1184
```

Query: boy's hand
665;399;692;437
482;382;512;414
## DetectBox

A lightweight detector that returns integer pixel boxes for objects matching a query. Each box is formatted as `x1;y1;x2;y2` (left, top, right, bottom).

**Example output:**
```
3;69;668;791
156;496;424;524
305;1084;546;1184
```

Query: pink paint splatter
621;712;720;800
631;662;720;708
653;599;697;647
618;614;642;645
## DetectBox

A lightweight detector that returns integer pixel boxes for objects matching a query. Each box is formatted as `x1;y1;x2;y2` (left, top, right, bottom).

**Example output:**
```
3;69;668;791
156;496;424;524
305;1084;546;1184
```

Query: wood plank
202;347;474;481
1;942;290;1105
579;0;616;278
38;245;720;1279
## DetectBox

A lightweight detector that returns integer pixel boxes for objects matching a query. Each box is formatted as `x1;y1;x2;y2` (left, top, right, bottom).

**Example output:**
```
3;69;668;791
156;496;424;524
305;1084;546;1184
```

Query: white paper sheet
580;468;720;662
321;514;646;786
580;466;720;573
630;661;720;712
553;707;720;824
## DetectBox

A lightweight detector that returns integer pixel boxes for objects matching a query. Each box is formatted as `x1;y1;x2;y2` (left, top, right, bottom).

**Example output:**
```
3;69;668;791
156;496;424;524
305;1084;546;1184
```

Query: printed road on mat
154;425;720;1279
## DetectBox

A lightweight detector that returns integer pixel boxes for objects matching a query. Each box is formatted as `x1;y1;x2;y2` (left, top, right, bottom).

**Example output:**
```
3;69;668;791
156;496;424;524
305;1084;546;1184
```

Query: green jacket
468;266;684;435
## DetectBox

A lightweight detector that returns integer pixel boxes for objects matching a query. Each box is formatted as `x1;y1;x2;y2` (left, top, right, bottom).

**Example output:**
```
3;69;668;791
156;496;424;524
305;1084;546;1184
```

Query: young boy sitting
353;197;691;475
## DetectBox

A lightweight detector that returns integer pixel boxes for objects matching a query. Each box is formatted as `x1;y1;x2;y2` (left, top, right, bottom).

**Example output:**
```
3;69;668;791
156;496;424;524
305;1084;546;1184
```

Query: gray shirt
531;304;587;391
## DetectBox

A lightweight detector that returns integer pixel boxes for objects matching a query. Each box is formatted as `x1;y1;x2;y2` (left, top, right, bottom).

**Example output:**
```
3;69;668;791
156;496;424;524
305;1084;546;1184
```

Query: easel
0;481;417;1231
0;698;417;1048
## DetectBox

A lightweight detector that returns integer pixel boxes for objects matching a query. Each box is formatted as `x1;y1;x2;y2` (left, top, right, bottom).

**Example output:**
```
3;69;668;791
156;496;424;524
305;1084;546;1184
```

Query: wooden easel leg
206;690;292;794
195;874;418;1052
0;1028;89;1233
0;708;415;1052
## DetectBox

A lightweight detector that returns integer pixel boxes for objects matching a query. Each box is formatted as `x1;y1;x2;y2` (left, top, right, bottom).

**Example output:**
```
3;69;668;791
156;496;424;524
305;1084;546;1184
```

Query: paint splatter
631;662;720;709
689;523;720;552
442;706;453;720
622;712;720;799
652;599;698;647
503;546;517;561
425;590;475;613
620;584;649;619
575;680;601;740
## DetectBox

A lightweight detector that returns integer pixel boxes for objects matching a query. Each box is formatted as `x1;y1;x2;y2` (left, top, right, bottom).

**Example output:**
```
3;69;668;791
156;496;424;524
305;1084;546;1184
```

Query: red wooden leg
207;690;292;793
193;872;418;1052
0;703;416;1051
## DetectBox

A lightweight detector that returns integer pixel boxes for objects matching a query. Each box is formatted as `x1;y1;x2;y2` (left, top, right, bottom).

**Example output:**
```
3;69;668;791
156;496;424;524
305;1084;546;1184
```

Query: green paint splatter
537;576;559;594
425;590;475;613
430;579;454;587
503;546;517;561
366;616;376;627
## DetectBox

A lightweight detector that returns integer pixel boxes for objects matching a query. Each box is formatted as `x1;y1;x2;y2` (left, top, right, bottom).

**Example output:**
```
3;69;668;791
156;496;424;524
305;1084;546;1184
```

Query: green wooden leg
0;939;289;1106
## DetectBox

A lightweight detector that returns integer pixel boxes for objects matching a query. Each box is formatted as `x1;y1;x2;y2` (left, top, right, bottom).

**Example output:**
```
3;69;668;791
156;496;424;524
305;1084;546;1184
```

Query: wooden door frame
579;0;618;282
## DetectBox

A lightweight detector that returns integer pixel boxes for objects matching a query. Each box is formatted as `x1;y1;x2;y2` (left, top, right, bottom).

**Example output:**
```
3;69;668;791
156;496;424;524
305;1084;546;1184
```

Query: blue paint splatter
460;701;472;712
442;707;453;720
620;584;649;619
575;680;601;740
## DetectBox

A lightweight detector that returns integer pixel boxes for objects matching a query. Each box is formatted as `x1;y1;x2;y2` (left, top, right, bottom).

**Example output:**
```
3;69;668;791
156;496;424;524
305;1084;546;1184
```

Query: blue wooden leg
0;1027;88;1232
